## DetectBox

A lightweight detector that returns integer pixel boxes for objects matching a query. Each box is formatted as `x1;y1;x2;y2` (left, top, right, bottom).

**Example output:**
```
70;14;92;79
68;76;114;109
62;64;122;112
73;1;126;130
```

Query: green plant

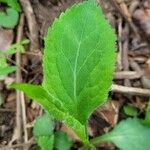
33;113;72;150
10;0;150;150
33;113;54;150
143;99;150;126
0;39;29;77
54;131;73;150
123;104;138;117
0;0;21;28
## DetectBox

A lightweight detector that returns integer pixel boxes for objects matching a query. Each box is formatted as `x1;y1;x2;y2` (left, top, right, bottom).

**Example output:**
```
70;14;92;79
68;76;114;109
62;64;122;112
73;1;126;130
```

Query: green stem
90;133;111;145
82;124;96;150
83;142;96;150
83;124;113;149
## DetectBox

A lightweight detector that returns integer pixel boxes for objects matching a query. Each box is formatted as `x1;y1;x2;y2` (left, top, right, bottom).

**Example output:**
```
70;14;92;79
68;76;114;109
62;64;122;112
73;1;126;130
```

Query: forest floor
0;0;150;149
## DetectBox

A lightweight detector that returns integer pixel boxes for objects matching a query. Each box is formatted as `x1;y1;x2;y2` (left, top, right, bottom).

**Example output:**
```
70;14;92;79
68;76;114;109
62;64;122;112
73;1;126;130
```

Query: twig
21;91;28;143
2;138;35;150
9;14;24;147
16;15;28;146
130;43;148;51
109;0;139;38
114;71;141;79
122;24;131;86
9;15;28;149
0;53;28;74
7;57;28;74
19;0;39;53
112;84;150;96
19;0;41;68
15;14;24;142
130;60;150;89
117;18;123;70
0;108;15;112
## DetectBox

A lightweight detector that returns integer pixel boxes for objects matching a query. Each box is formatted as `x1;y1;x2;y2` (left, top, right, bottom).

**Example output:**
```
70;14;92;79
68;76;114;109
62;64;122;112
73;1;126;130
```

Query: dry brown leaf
0;28;14;51
95;100;122;127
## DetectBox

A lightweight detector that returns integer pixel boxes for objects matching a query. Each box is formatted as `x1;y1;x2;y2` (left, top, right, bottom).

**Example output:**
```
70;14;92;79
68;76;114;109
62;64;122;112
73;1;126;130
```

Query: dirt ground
0;0;150;149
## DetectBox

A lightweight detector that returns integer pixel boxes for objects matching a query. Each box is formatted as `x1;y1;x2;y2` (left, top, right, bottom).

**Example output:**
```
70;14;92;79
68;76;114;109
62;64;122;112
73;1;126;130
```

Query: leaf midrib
73;9;88;101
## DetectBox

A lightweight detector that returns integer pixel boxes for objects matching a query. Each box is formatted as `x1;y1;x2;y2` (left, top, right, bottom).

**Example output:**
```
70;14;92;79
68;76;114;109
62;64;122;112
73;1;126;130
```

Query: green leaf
0;0;21;12
123;105;138;116
0;57;8;67
33;113;55;150
5;39;29;55
43;0;116;124
54;131;73;150
10;1;116;148
33;113;54;138
0;66;16;76
91;118;150;150
0;39;28;77
0;55;16;76
0;8;19;28
20;39;30;45
37;135;54;150
143;99;150;126
10;84;90;146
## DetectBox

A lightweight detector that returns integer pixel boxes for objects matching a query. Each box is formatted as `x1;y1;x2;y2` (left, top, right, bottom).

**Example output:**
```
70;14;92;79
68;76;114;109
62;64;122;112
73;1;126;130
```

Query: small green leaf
0;0;21;12
43;0;116;124
37;135;54;150
33;113;54;150
20;39;30;45
0;54;16;76
5;39;29;55
10;84;90;146
0;39;28;77
33;113;54;138
123;105;138;116
0;66;16;76
143;100;150;126
91;118;150;150
54;131;73;150
0;56;7;68
0;8;19;28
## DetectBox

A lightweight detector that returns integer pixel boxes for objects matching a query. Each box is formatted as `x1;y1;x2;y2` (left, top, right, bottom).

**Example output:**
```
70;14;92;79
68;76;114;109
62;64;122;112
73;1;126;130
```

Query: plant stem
83;143;96;150
90;134;111;145
83;137;95;150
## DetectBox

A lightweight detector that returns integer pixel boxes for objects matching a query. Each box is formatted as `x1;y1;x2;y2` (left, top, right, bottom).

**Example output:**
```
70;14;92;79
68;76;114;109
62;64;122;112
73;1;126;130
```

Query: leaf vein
73;8;88;101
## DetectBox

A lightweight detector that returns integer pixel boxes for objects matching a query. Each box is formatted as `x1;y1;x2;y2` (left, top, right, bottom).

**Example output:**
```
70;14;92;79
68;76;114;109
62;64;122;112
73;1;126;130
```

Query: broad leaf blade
10;84;89;145
101;118;150;150
43;0;116;124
